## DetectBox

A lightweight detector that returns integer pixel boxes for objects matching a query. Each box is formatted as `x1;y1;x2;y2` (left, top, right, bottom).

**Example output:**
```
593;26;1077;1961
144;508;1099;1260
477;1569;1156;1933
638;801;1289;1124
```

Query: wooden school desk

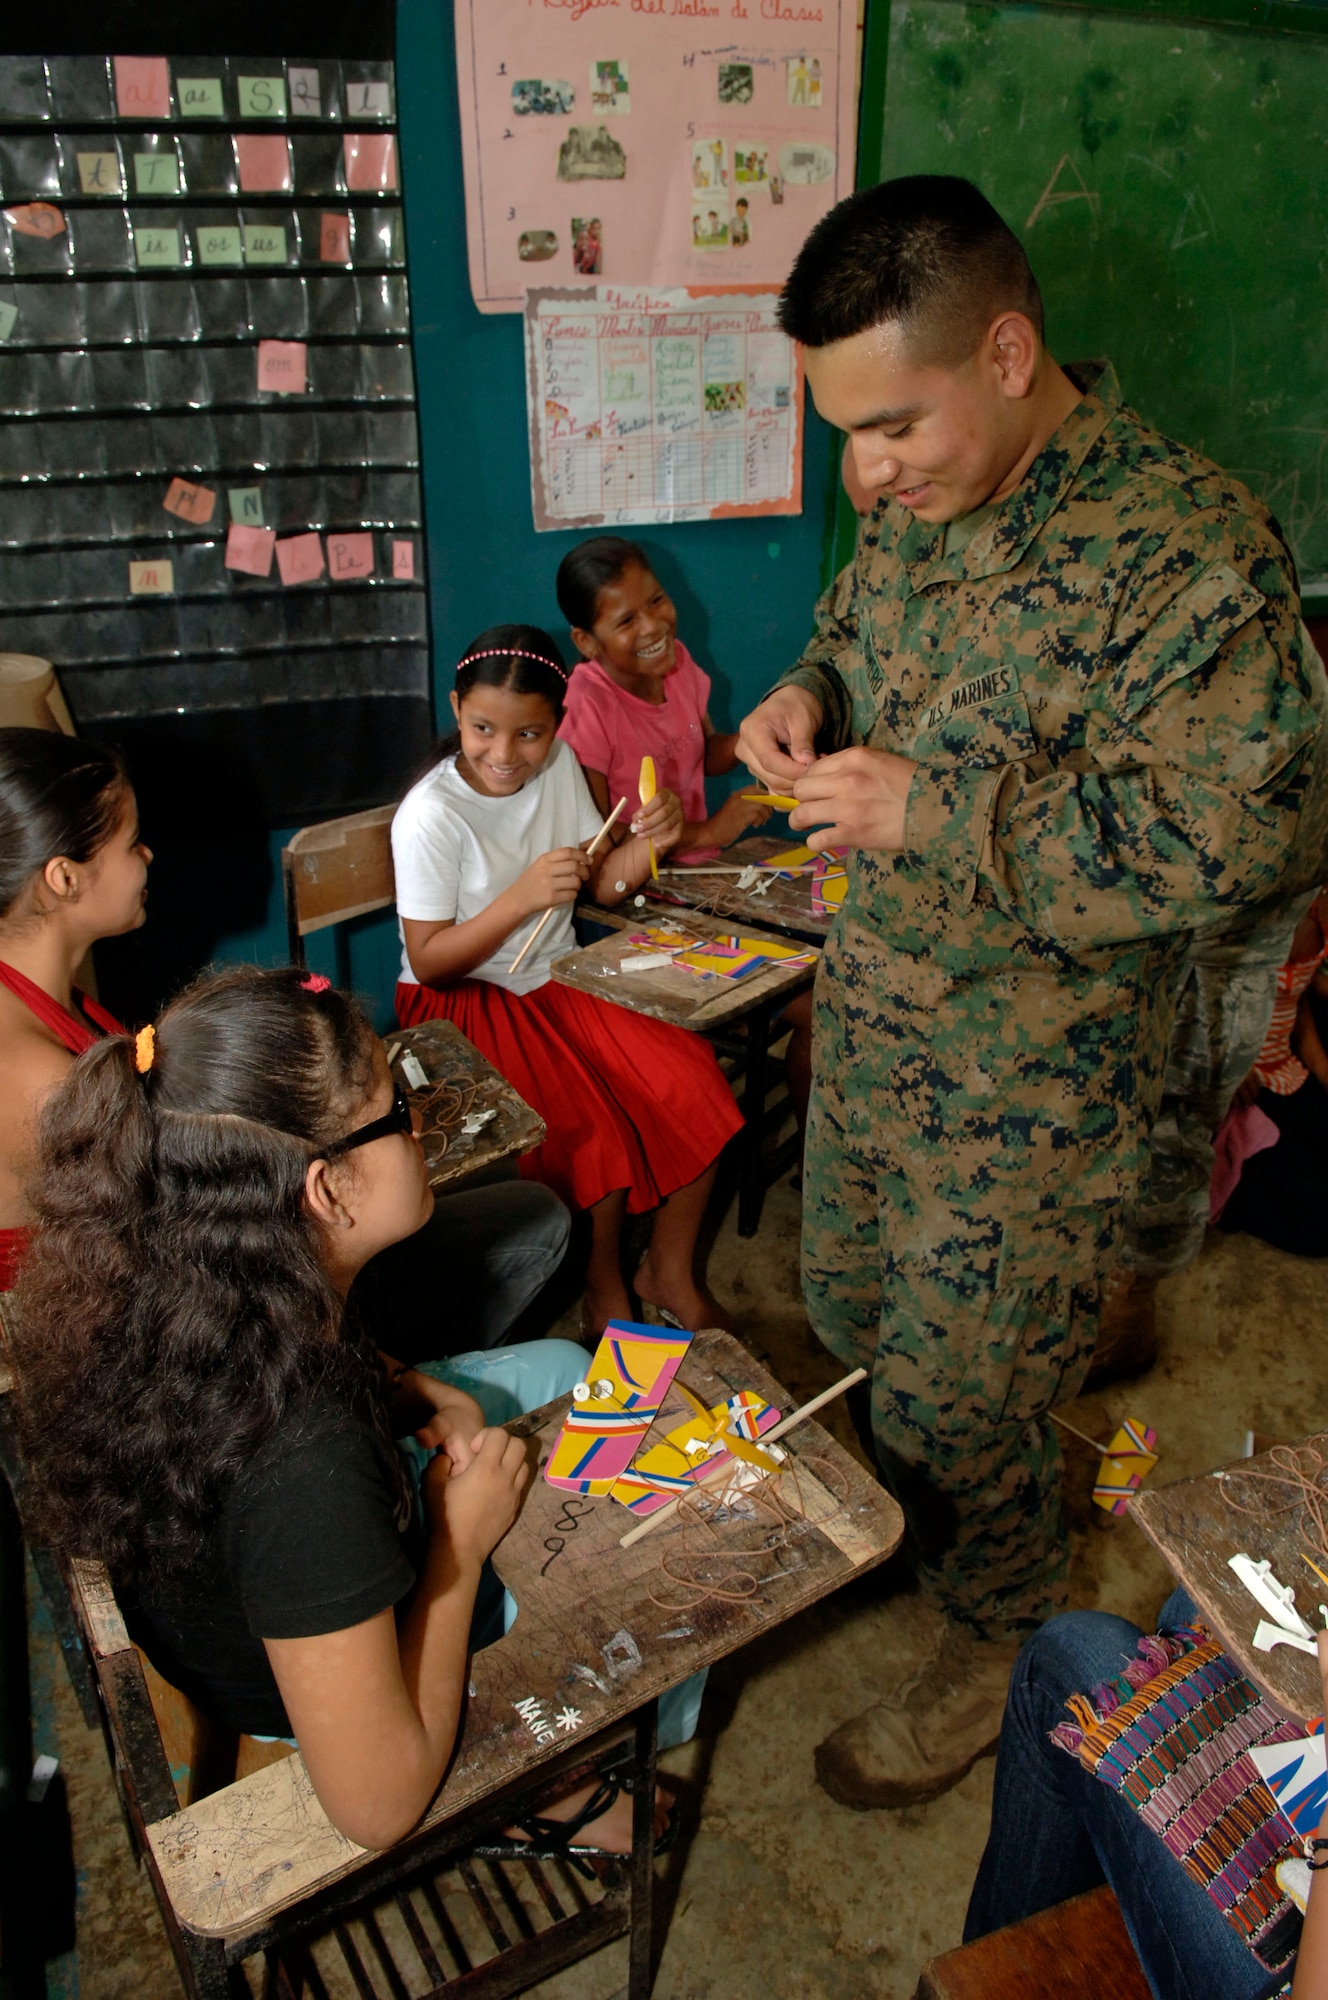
552;907;819;1235
140;1328;903;1995
643;834;839;948
389;1017;545;1191
1131;1434;1328;1721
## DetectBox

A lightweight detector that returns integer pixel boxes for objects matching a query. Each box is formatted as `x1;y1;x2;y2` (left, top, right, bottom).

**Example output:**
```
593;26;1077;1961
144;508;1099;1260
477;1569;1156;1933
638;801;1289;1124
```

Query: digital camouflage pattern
783;361;1326;1634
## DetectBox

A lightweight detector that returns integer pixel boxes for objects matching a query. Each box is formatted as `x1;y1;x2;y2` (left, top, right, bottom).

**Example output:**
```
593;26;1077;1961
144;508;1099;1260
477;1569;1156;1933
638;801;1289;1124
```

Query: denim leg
966;1609;1285;2000
353;1184;571;1361
417;1341;709;1746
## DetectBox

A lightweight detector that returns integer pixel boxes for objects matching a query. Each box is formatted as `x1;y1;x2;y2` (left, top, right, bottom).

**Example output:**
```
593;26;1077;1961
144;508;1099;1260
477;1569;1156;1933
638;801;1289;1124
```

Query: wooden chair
65;1553;661;2000
912;1886;1152;2000
281;805;396;971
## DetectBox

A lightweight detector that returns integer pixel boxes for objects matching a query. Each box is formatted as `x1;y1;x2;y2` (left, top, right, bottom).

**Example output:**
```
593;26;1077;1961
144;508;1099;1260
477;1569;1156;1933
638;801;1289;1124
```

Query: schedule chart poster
525;284;803;531
456;0;859;313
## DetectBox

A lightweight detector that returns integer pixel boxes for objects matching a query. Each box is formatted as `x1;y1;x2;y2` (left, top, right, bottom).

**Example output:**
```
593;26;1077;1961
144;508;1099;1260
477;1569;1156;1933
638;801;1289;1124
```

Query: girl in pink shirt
554;538;772;853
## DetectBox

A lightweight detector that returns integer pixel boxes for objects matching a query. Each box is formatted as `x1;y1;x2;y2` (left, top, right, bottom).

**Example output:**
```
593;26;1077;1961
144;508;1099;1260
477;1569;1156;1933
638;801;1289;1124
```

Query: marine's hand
789;745;917;854
513;846;591;918
424;1425;531;1563
736;686;822;789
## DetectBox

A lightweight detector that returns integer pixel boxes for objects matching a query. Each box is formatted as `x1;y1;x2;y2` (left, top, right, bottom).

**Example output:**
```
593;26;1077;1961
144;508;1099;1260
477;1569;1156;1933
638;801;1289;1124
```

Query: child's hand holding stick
509;795;628;976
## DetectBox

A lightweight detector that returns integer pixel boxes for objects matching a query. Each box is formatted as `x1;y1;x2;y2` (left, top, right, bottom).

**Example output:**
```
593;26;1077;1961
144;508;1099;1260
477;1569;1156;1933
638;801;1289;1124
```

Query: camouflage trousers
802;1072;1122;1638
1121;891;1312;1279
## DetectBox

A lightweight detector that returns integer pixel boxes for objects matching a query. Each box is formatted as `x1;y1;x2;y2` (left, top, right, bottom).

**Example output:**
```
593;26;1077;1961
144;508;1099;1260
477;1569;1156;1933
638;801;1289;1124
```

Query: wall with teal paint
109;0;838;1028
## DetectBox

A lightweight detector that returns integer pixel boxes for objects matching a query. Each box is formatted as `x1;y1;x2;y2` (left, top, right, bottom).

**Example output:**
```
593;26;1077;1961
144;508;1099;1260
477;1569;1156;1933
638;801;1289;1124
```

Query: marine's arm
794;520;1324;948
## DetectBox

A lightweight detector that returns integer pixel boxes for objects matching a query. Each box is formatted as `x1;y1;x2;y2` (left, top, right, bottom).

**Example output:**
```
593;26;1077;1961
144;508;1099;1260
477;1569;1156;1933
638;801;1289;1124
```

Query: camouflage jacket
779;361;1323;1210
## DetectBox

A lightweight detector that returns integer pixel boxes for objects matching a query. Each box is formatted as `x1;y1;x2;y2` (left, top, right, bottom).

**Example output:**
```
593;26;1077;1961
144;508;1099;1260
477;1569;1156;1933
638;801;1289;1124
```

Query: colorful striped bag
1054;1625;1305;1973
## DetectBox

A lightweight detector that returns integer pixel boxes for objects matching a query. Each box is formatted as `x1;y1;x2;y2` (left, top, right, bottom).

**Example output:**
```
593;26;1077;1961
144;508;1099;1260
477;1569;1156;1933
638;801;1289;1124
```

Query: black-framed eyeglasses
324;1082;414;1158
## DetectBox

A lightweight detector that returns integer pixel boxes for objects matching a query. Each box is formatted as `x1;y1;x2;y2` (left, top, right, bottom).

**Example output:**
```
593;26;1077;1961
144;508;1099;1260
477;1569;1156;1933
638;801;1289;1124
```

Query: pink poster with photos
454;0;859;314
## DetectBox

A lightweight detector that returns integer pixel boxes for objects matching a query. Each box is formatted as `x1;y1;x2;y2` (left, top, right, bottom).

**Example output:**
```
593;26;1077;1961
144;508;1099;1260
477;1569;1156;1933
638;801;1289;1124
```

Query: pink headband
458;647;568;682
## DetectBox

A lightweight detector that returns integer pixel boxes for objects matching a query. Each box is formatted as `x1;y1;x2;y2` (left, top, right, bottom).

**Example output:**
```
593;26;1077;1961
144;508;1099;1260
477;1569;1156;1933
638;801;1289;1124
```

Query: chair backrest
280;805;396;966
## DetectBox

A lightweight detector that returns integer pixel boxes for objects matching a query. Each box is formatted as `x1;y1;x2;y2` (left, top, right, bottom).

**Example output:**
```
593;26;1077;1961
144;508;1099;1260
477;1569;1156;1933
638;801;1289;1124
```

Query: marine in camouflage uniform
778;360;1322;1638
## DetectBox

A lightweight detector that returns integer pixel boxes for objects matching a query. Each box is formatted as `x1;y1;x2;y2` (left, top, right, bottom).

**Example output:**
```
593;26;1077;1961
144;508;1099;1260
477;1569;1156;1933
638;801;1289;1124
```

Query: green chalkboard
870;1;1328;591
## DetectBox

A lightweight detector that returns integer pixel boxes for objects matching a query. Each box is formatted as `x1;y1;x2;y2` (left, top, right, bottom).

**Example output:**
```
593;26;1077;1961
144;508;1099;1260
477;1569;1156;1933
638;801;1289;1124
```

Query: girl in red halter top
0;729;150;1288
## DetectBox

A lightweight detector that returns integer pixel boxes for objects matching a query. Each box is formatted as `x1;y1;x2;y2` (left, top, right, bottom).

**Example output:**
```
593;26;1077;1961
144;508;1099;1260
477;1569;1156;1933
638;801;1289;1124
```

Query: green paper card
178;78;224;118
242;224;287;265
237;75;286;118
196;226;243;266
134;227;182;269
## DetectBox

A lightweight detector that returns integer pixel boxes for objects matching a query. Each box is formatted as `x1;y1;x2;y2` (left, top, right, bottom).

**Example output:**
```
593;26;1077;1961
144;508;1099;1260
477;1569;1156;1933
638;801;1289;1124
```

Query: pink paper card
392;539;415;580
4;203;65;240
114;56;171;120
344;133;398;192
256;339;307;395
162;477;216;525
327;532;374;580
224;523;276;577
276;533;325;586
319;212;352;263
235;134;292;194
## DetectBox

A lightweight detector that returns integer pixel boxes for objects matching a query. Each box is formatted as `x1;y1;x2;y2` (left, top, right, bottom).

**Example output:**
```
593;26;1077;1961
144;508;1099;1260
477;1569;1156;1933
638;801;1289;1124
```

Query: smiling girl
391;626;742;1336
555;537;771;855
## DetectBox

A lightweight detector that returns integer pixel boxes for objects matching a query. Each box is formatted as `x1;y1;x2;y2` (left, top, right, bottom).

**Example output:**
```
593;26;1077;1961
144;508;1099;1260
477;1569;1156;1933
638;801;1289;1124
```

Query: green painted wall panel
875;0;1328;588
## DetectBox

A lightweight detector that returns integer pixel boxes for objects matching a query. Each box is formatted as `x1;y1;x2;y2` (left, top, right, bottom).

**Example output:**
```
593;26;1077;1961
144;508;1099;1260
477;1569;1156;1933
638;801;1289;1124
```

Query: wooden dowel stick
509;795;628;977
1049;1410;1107;1454
618;1365;867;1547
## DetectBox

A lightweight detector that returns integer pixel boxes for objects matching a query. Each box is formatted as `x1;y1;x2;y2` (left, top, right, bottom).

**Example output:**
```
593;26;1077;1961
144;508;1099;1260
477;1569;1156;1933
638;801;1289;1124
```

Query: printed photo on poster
730;196;751;246
513;78;574;116
589;61;630;115
734;145;769;184
786;55;823;107
779;141;834;185
691;202;729;250
572;216;602;274
718;63;753;104
691;137;727;193
558;126;627;180
519;228;559;261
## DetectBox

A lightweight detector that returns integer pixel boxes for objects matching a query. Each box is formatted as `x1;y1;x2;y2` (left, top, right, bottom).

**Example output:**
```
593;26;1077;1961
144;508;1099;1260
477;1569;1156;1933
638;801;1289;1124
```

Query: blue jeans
352;1182;571;1361
965;1588;1288;2000
416;1340;706;1754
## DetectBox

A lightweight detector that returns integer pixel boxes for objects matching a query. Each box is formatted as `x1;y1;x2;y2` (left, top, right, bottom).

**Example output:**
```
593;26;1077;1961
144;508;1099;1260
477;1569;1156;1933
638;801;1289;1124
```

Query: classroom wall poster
524;284;803;531
456;0;859;312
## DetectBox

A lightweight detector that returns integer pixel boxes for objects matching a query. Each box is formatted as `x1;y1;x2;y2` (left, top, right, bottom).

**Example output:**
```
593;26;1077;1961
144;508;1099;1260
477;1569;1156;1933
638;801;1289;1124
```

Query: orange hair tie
134;1024;156;1074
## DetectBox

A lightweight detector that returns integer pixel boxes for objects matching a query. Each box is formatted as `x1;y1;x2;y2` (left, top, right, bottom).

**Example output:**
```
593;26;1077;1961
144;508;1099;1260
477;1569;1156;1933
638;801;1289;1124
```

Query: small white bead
614;879;628;893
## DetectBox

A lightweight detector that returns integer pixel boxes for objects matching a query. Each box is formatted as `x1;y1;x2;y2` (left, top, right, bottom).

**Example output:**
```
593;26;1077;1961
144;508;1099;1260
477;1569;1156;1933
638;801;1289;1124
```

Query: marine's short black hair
777;175;1043;367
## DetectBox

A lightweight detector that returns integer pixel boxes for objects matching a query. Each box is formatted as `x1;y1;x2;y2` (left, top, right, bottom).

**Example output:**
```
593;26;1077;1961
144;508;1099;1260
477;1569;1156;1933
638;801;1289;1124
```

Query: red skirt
395;978;743;1215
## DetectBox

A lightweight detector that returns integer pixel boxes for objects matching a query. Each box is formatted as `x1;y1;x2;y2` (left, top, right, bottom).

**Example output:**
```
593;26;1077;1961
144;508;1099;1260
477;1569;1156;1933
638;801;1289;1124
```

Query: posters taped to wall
524;284;803;531
456;0;859;312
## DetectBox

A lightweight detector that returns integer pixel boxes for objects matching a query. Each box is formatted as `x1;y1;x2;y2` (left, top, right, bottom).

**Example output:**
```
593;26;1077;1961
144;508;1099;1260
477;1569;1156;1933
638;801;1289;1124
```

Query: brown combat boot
1082;1267;1159;1392
813;1625;1021;1810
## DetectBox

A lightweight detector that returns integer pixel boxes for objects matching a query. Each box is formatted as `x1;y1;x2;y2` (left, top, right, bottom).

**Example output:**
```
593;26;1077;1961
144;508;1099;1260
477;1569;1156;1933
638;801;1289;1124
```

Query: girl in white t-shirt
393;626;742;1337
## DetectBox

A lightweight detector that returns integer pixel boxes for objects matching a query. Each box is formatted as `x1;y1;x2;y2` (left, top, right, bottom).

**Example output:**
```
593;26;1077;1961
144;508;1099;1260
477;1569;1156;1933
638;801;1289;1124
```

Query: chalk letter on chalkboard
225;524;276;576
113;57;171;121
257;339;307;394
235;134;292;194
1025;154;1099;232
392;539;415;580
276;533;326;586
163;478;217;525
327;532;374;580
129;559;174;595
344;134;398;192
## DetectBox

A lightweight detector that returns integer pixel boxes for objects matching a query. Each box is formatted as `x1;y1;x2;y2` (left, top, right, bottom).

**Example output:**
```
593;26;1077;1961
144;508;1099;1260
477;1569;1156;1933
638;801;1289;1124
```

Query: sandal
473;1772;679;1881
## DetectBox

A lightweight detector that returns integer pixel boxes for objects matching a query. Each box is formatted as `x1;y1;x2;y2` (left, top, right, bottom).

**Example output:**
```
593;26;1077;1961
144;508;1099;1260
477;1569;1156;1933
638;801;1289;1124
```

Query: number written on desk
541;1494;594;1574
